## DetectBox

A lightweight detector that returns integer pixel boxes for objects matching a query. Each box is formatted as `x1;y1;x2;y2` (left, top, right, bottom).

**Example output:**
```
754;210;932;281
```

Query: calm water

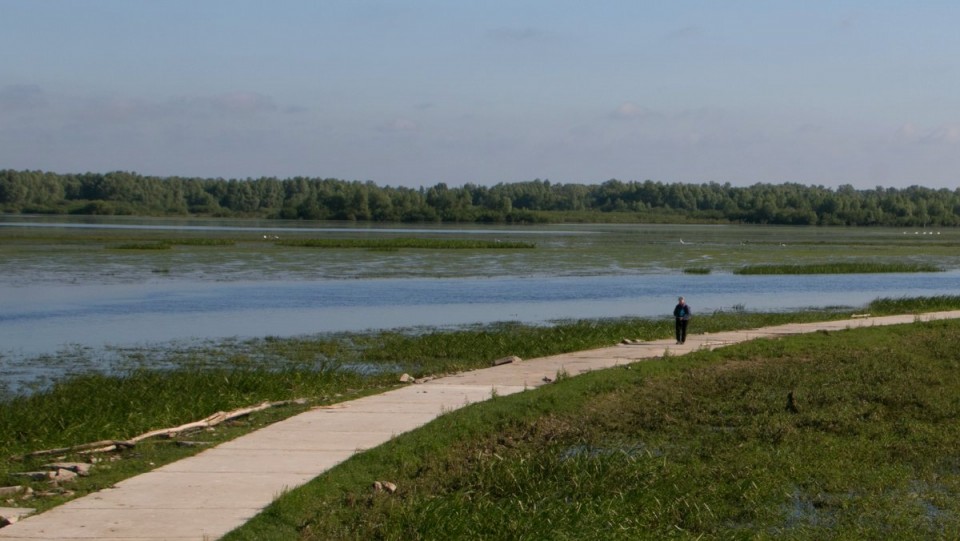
3;217;960;370
4;271;960;359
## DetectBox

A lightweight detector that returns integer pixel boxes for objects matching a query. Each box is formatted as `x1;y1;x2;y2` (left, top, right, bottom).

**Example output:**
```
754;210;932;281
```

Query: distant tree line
2;169;959;226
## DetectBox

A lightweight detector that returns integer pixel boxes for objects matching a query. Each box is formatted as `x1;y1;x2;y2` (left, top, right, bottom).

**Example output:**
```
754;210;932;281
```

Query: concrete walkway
3;311;959;540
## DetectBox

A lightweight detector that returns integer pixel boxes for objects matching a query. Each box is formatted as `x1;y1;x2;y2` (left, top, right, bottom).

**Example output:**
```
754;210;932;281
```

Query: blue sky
2;1;959;189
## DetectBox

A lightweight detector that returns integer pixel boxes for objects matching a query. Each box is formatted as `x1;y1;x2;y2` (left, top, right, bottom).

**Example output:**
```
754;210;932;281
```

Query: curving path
3;311;959;540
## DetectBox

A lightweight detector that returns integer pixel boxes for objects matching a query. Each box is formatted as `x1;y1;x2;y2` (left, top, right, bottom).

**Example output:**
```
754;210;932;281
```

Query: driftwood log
17;399;306;460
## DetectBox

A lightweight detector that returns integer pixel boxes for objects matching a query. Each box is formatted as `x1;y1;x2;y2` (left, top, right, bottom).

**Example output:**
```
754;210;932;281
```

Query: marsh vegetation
0;306;861;512
4;297;960;525
4;218;960;284
224;307;960;540
276;238;535;250
735;262;943;275
3;216;960;534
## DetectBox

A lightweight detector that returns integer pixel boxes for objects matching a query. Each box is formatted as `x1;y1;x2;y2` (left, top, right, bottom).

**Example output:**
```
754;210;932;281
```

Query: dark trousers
675;318;688;344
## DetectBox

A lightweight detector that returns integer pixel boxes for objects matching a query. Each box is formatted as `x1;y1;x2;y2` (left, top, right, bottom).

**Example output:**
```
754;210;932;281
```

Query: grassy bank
110;238;237;249
275;238;535;249
735;262;942;275
226;309;960;540
7;221;960;282
3;297;959;519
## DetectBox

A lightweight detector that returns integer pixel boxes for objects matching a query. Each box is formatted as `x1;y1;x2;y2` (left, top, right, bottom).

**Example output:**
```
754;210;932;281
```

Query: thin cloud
13;90;287;126
664;25;704;40
795;123;825;135
895;123;920;141
0;84;47;111
895;122;960;145
836;12;862;31
610;102;658;120
487;26;541;41
161;93;278;116
378;117;419;133
208;92;278;114
53;92;282;125
922;124;960;145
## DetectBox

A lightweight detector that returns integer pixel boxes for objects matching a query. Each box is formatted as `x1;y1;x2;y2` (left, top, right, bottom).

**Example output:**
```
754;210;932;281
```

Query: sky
2;1;960;190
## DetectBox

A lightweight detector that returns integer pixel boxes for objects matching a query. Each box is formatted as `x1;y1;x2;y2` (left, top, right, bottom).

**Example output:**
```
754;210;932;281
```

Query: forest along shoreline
3;170;960;225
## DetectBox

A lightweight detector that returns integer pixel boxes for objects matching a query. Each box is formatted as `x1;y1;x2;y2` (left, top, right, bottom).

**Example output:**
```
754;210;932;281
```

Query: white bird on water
679;239;688;245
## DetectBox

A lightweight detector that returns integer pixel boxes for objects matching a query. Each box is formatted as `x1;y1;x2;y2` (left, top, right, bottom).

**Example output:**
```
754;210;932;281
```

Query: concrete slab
215;429;390;452
158;449;356;474
3;310;959;540
64;471;315;510
0;506;258;540
260;409;438;433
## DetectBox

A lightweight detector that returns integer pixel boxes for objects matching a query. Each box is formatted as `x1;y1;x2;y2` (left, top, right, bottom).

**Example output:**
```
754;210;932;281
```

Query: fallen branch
15;440;134;460
17;399;307;460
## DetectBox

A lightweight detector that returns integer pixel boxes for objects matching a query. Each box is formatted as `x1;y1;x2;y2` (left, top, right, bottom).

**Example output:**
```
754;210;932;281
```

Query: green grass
163;238;236;246
275;238;535;249
867;295;960;315
682;267;712;274
735;262;942;275
4;296;960;520
110;242;173;250
7;222;960;281
109;238;236;250
0;364;390;512
0;309;844;508
226;316;960;540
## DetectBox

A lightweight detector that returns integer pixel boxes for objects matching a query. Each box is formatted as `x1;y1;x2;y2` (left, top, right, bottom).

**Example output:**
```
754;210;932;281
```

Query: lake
2;216;959;370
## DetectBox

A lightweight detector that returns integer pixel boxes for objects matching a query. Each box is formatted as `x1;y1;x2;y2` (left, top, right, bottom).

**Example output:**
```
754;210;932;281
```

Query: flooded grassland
2;217;960;392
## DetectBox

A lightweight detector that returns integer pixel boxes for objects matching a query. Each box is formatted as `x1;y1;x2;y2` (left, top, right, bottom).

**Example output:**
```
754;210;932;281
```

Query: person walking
674;296;691;344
